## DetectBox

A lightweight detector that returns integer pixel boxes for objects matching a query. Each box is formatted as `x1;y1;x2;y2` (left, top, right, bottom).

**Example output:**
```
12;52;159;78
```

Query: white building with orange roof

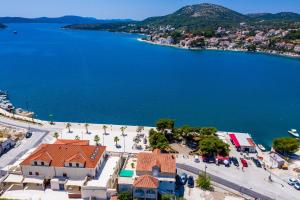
118;149;176;200
2;139;121;199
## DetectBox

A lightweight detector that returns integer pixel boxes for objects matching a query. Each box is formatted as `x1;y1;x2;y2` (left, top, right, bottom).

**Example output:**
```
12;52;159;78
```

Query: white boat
288;129;299;138
257;144;266;151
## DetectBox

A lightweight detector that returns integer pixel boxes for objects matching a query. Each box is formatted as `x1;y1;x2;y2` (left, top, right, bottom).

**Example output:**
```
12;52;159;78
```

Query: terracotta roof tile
110;196;118;200
21;141;105;168
136;149;176;174
133;175;158;188
54;139;90;146
66;153;87;165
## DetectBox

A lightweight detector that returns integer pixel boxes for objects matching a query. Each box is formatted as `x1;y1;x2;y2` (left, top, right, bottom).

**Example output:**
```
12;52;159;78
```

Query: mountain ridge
63;3;300;31
141;3;300;30
0;15;133;24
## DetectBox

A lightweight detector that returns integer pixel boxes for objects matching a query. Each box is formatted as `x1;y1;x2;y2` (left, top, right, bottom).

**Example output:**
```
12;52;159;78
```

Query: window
69;163;72;167
135;189;144;194
29;172;32;175
34;161;37;166
41;162;44;166
146;190;155;194
63;173;67;177
35;172;39;176
76;163;79;167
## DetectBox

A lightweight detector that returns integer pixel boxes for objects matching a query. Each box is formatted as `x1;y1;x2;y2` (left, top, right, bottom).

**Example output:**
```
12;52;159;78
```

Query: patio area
59;124;154;153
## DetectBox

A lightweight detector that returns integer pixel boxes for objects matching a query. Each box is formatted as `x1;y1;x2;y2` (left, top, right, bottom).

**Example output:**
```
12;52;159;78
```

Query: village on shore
138;24;300;58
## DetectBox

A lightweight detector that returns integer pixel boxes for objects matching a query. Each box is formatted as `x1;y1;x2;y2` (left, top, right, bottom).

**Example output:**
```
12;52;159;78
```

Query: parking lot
176;168;244;200
0;130;51;169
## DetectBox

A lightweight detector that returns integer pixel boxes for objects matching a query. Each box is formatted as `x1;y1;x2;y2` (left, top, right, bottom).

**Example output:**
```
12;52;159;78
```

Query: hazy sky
1;0;300;20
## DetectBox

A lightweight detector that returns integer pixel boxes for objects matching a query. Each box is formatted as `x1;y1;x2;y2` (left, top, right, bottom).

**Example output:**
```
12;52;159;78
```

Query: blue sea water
1;23;300;147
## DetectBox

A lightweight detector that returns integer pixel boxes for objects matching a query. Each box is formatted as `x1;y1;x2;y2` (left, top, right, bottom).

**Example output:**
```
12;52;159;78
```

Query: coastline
137;38;300;59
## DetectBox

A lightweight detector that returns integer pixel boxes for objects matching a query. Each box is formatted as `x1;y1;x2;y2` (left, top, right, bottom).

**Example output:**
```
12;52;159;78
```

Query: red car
240;158;248;167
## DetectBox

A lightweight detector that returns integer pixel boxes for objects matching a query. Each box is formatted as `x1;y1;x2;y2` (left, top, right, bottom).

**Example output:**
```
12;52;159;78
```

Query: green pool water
119;169;134;177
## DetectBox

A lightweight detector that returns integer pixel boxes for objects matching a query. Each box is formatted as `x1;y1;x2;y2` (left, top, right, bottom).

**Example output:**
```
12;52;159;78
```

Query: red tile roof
247;138;255;147
110;196;118;200
21;141;105;168
136;149;176;174
133;175;158;188
54;139;90;146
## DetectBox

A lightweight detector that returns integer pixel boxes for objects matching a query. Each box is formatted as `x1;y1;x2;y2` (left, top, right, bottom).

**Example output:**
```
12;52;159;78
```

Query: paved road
177;163;273;200
0;119;56;169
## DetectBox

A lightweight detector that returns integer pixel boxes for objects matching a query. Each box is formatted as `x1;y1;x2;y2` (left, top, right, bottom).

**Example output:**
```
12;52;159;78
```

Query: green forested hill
64;3;300;31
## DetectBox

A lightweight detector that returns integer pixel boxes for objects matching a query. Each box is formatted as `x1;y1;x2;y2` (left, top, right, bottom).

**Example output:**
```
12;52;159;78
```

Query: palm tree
84;123;89;134
66;122;72;133
120;126;127;152
120;126;126;136
114;136;120;147
75;135;80;140
94;135;100;146
103;125;108;135
53;132;59;139
102;125;108;146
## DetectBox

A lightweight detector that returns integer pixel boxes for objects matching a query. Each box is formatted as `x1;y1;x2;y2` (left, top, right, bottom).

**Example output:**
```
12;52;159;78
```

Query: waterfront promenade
0;110;299;199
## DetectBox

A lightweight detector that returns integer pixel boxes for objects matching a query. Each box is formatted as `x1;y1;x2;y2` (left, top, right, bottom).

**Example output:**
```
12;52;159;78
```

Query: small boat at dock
288;129;299;138
257;144;266;151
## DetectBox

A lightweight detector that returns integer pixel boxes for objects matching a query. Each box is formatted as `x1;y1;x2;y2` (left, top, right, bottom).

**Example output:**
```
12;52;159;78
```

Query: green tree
102;125;108;135
53;132;59;139
200;127;217;136
196;173;211;190
75;135;80;140
84;123;89;134
161;194;172;200
120;126;126;136
273;137;300;154
149;129;169;150
117;191;131;200
114;136;120;147
199;135;229;156
156;119;175;132
247;44;257;52
171;31;183;43
94;135;100;145
66;122;71;133
190;38;205;48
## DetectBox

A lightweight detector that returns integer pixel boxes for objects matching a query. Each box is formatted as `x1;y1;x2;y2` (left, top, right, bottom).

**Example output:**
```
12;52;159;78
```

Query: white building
2;139;121;199
118;149;176;200
229;132;256;153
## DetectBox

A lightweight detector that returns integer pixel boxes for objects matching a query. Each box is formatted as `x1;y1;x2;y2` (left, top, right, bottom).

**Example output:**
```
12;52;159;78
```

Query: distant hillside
247;12;300;21
142;3;248;30
0;16;133;24
64;3;300;31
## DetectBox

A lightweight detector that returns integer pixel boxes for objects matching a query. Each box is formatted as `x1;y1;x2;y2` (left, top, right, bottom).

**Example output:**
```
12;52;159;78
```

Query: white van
194;155;200;163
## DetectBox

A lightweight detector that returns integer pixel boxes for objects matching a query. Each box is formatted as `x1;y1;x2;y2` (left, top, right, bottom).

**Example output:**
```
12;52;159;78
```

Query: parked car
25;131;32;138
240;158;248;167
187;176;194;188
194;155;200;163
180;173;188;185
202;155;216;163
288;178;297;186
252;158;262;168
294;182;300;190
229;157;239;167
